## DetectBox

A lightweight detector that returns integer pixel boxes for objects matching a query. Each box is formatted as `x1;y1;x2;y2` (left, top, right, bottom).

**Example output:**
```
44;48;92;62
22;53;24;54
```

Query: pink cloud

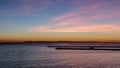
29;24;120;32
49;3;104;26
28;0;120;33
52;2;120;26
29;26;50;32
50;12;75;23
54;16;82;26
50;4;101;23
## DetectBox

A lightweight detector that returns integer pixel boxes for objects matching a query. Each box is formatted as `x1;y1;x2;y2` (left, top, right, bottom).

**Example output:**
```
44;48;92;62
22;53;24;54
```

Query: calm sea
0;43;120;68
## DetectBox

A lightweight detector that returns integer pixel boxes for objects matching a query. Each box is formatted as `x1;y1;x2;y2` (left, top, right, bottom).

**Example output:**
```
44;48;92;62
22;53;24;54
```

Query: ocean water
0;43;120;68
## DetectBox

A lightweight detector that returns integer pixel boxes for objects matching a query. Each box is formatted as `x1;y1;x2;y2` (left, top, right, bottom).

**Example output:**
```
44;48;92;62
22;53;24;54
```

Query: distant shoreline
0;41;120;44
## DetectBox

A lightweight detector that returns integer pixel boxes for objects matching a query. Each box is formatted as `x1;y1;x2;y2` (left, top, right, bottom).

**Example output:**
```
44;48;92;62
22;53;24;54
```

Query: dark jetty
48;46;120;50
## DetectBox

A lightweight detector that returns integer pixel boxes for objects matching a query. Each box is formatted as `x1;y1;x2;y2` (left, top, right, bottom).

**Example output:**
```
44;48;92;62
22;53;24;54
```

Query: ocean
0;43;120;68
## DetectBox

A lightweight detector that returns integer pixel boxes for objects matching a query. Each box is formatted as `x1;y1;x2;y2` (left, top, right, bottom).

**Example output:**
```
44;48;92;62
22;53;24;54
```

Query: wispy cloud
29;26;50;32
29;24;120;32
50;12;75;23
54;16;82;26
49;3;104;26
28;0;120;32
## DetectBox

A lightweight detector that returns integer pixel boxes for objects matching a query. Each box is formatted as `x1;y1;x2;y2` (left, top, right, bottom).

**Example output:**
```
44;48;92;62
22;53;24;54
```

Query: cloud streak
29;24;120;32
28;0;120;32
54;16;82;26
50;12;75;23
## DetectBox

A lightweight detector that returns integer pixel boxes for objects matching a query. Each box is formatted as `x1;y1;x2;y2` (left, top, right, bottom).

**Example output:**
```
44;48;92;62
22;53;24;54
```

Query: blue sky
0;0;120;42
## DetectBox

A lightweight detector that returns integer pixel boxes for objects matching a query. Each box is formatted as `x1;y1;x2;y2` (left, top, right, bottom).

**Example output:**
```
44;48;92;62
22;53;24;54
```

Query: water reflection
0;44;120;68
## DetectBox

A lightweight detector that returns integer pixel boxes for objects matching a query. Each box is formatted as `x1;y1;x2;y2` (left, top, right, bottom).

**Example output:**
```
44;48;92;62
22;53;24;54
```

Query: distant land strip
0;41;120;44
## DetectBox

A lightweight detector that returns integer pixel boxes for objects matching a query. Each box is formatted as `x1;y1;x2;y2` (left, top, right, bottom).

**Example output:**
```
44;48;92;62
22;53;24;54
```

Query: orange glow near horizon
0;32;120;42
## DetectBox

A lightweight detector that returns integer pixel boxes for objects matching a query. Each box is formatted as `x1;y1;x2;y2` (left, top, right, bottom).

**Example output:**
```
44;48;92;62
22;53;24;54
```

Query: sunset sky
0;0;120;42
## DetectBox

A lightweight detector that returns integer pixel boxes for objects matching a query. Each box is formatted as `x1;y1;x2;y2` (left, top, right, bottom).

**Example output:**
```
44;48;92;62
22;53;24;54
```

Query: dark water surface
0;43;120;68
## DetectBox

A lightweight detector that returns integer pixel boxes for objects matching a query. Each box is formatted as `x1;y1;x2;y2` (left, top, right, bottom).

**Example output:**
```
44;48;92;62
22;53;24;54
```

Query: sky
0;0;120;42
